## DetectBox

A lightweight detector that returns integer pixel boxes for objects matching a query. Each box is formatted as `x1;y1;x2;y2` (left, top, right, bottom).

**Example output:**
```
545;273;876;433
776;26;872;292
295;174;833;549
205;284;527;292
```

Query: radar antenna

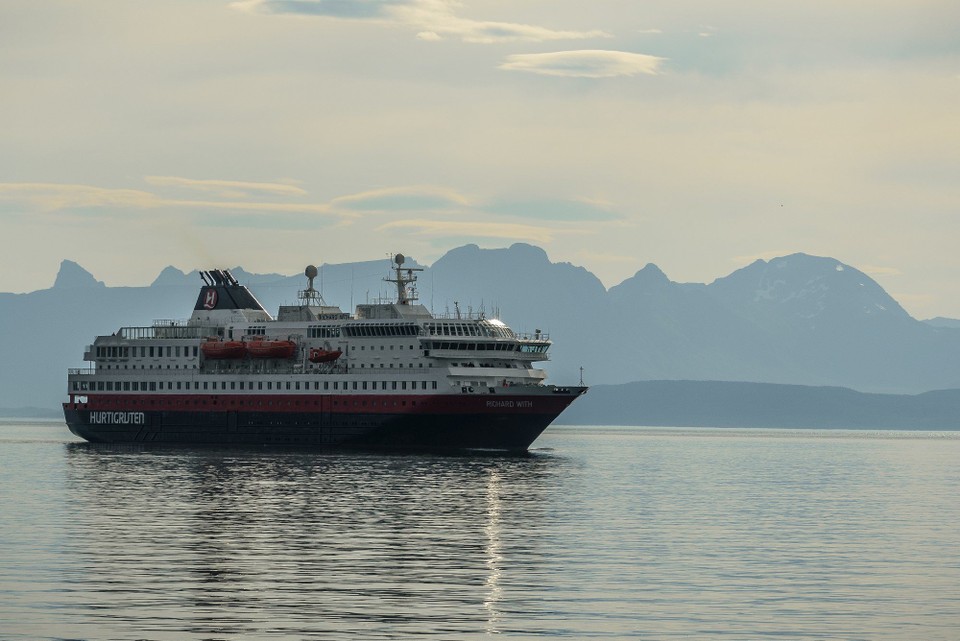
298;264;325;306
384;253;423;305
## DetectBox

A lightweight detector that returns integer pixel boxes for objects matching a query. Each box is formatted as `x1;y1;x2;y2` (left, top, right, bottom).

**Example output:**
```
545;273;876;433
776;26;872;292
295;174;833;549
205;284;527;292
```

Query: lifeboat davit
309;348;342;363
247;337;297;359
201;338;247;360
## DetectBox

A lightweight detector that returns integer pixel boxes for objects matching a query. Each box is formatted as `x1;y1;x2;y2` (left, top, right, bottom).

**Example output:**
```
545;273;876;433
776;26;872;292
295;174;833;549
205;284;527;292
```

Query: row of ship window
74;380;439;392
343;324;420;337
307;326;342;338
354;363;424;368
426;322;515;338
358;344;416;350
96;340;541;359
101;364;198;370
304;322;515;339
423;341;547;353
97;361;520;372
97;345;197;359
91;397;418;409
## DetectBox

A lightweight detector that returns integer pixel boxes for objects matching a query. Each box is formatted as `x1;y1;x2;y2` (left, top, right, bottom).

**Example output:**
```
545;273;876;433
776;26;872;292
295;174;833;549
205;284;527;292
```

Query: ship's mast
384;253;423;305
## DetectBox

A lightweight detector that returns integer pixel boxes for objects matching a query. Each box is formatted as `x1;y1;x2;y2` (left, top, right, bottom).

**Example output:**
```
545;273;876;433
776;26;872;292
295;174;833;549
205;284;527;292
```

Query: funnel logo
203;289;218;310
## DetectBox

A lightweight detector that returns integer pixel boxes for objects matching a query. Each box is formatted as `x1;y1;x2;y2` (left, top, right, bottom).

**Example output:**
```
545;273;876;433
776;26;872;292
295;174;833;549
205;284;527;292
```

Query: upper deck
71;256;554;400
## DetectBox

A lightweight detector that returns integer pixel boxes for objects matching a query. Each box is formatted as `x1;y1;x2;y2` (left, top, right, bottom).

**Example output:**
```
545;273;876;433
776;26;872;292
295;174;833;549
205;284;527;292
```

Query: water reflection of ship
483;469;504;634
62;444;559;636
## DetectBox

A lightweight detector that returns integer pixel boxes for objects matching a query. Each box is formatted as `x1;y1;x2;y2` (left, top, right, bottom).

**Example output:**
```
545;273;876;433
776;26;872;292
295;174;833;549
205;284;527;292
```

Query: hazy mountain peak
769;252;848;272
151;266;189;287
438;242;549;265
53;260;104;289
711;252;909;322
716;253;858;290
609;263;671;296
507;242;550;261
429;243;606;316
636;262;669;282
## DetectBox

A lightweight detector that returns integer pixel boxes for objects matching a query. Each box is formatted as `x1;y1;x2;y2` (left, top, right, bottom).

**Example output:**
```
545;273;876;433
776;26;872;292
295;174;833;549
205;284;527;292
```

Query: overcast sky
2;0;958;318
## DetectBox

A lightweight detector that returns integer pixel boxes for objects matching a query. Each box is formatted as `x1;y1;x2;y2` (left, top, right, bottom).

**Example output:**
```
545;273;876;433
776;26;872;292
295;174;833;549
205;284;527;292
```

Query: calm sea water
1;421;958;640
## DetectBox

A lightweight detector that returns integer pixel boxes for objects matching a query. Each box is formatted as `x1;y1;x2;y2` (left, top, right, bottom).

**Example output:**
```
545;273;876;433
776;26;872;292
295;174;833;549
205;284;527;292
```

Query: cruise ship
63;255;587;451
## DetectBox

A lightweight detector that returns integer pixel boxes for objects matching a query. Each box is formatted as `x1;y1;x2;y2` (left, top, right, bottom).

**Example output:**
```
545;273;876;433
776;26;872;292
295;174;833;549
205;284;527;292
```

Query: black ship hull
63;389;585;452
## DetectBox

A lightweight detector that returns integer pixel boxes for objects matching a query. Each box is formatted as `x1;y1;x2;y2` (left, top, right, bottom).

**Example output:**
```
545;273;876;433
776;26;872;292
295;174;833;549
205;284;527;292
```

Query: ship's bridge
423;318;517;339
355;302;433;320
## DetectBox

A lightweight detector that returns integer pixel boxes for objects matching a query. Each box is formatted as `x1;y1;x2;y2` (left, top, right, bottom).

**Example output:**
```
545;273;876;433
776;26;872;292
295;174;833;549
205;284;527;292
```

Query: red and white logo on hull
203;289;218;309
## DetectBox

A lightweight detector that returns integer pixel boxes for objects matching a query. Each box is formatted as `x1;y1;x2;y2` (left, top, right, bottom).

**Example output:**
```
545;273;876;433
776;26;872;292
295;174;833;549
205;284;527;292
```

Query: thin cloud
698;25;718;38
416;31;443;41
397;2;610;44
145;176;307;197
163;199;337;215
576;250;638;263
230;0;401;19
232;0;610;43
862;265;903;276
499;50;665;78
0;183;160;212
332;185;470;212
0;181;346;219
485;198;622;222
733;250;802;266
376;218;554;243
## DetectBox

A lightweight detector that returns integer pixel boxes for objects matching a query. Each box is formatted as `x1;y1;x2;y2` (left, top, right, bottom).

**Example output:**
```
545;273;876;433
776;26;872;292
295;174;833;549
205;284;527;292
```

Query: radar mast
384;253;423;305
298;264;325;306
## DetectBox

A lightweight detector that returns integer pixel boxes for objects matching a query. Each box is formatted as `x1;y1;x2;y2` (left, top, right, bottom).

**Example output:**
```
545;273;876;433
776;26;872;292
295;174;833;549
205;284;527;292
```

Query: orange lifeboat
309;348;342;363
247;337;297;359
201;338;247;360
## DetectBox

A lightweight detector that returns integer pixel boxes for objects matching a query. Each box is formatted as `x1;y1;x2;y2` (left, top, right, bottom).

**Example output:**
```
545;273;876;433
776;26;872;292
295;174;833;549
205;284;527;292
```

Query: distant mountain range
2;243;960;412
556;381;960;430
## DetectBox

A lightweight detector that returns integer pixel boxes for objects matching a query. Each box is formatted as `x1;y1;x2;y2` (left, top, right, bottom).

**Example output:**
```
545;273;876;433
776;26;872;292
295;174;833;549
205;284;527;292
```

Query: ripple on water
0;423;958;639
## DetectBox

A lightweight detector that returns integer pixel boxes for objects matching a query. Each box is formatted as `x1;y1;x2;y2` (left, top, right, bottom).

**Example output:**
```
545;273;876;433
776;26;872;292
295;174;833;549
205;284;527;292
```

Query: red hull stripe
66;393;574;416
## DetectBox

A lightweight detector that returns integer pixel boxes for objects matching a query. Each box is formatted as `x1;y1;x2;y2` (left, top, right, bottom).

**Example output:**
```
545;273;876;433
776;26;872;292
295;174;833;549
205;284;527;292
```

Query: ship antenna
299;265;324;306
384;253;423;305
